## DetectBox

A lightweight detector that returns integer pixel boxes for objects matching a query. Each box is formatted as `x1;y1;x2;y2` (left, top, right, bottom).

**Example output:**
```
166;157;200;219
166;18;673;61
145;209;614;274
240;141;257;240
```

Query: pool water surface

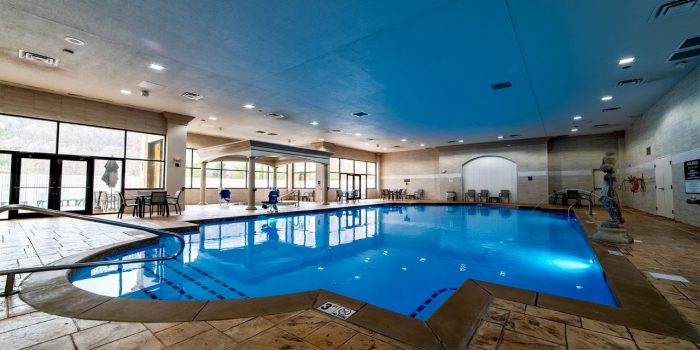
71;205;617;320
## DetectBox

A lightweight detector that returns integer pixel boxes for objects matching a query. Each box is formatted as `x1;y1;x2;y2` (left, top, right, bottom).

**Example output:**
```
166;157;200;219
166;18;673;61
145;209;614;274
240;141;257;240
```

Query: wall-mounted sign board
685;159;700;194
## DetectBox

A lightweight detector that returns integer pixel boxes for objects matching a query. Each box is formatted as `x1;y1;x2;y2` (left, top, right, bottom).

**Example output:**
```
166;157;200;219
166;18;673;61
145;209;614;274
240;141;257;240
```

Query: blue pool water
71;205;617;319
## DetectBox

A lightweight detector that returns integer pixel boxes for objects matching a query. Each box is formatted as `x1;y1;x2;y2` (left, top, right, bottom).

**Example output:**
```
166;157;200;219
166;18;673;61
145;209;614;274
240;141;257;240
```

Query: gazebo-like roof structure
194;140;334;209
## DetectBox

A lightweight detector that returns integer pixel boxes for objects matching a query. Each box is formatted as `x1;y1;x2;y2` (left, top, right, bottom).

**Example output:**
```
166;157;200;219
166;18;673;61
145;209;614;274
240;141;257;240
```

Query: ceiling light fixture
571;127;579;132
208;116;217;120
458;140;464;143
401;138;407;142
420;143;425;147
64;36;85;46
497;136;504;139
310;121;319;126
618;57;635;65
354;133;361;136
364;143;369;146
573;115;582;120
148;63;165;71
120;89;132;95
601;95;613;101
243;104;255;109
319;138;325;141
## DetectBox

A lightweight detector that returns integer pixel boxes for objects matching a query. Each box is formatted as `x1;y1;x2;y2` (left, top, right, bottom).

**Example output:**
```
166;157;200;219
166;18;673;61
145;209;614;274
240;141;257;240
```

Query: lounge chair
477;190;489;202
464;189;476;202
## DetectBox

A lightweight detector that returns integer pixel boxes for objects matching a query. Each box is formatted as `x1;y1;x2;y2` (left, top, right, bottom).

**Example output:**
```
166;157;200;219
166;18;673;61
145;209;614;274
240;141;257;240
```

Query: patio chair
477;190;489;202
117;192;139;219
167;189;183;215
464;189;476;202
499;190;510;203
414;189;424;200
302;190;314;201
147;191;169;218
336;189;344;201
565;190;581;206
219;189;231;206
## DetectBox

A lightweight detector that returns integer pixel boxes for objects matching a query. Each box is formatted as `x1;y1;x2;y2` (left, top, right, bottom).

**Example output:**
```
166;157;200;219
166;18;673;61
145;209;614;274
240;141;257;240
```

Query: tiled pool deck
1;201;700;349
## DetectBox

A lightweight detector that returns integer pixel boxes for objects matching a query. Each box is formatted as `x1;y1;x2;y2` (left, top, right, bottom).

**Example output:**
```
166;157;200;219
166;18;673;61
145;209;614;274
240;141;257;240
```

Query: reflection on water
72;205;616;320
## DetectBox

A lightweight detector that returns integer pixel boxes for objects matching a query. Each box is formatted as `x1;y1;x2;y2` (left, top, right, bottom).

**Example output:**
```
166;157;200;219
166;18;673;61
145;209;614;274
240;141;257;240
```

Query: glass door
351;174;363;199
0;153;12;219
10;154;92;218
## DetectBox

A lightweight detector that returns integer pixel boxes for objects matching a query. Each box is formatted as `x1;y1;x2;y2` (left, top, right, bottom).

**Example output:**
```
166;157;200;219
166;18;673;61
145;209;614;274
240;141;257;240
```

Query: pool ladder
0;204;186;297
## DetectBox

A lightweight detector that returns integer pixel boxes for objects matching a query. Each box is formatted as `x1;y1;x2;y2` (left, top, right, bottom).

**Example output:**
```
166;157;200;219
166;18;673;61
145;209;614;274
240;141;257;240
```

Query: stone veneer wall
624;66;700;227
382;139;550;204
547;133;625;195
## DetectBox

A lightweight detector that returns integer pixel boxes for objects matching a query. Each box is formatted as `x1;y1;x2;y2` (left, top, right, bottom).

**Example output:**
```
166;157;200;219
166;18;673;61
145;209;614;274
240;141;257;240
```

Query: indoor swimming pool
71;204;617;320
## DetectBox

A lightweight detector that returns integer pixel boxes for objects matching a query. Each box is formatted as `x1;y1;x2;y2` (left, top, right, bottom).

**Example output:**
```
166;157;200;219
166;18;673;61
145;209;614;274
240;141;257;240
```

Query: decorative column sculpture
592;154;633;244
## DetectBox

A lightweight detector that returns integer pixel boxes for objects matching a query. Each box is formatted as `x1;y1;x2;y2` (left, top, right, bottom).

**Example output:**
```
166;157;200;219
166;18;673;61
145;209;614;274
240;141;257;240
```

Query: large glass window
0;115;57;153
329;157;377;189
255;164;272;188
125;160;163;189
222;161;247;188
59;123;125;158
126;132;164;160
293;162;316;189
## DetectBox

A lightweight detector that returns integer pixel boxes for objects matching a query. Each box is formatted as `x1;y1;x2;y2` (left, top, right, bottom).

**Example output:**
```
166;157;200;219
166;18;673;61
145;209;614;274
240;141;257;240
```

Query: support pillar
272;166;278;188
162;112;195;210
322;163;329;205
199;160;208;205
246;157;257;210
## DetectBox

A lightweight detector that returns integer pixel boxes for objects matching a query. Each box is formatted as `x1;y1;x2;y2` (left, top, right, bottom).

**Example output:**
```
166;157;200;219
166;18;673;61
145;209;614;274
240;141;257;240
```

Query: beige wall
547;133;624;195
624;66;700;227
0;83;166;134
382;139;550;203
307;142;380;201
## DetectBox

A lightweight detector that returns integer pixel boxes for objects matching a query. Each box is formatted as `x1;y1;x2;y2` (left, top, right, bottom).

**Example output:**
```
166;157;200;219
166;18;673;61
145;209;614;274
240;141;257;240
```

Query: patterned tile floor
1;203;700;349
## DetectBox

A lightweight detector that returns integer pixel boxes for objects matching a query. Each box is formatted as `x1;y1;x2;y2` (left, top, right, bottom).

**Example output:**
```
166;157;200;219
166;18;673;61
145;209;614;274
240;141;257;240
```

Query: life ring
629;176;640;192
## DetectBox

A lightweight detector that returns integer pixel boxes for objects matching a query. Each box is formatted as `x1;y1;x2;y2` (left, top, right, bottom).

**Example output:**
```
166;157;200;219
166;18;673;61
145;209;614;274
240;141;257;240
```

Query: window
293;162;316;189
222;161;247;188
276;165;288;188
184;149;248;189
59;123;125;158
0;115;57;154
255;163;272;188
124;131;165;189
328;157;377;189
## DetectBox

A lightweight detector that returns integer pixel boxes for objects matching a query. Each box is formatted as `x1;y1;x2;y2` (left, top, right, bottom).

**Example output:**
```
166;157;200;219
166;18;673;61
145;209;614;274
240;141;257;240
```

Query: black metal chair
117;192;139;219
167;189;183;215
336;189;344;201
464;189;476;202
565;190;581;206
148;191;169;218
499;190;510;203
477;189;489;202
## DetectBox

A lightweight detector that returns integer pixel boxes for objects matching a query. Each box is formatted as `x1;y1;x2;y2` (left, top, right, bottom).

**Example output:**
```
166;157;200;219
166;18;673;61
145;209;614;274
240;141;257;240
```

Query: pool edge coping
17;202;700;348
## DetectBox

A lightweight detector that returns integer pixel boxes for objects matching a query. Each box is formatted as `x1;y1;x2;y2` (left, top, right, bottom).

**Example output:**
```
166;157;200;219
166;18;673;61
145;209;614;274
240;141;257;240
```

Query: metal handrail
278;189;300;207
0;204;186;296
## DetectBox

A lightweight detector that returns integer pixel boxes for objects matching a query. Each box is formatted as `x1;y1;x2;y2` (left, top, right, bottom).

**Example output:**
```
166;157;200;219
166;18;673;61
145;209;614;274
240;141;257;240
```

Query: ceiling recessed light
618;57;635;65
243;104;255;109
401;138;407;142
458;140;464;143
310;121;319;126
148;63;164;71
383;147;387;150
354;133;361;136
208;116;217;120
120;89;131;95
573;115;582;120
497;135;504;139
601;95;613;101
364;143;369;146
64;36;85;46
571;127;579;132
319;138;325;141
420;143;425;147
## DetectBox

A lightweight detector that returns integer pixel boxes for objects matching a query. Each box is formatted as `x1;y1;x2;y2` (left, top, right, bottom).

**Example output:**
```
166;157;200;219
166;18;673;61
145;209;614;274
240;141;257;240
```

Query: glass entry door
9;154;92;218
340;174;363;199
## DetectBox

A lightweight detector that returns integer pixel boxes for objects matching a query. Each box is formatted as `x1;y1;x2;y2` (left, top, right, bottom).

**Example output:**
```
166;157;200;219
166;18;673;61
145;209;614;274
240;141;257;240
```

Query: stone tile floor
1;203;700;349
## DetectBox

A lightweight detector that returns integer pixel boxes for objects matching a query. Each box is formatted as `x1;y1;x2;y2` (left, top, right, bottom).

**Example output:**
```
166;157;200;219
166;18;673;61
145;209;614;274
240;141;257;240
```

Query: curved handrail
0;204;185;295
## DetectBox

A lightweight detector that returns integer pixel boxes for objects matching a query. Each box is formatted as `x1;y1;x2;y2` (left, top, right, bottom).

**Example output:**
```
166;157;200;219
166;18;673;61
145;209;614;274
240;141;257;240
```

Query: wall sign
685;159;700;194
